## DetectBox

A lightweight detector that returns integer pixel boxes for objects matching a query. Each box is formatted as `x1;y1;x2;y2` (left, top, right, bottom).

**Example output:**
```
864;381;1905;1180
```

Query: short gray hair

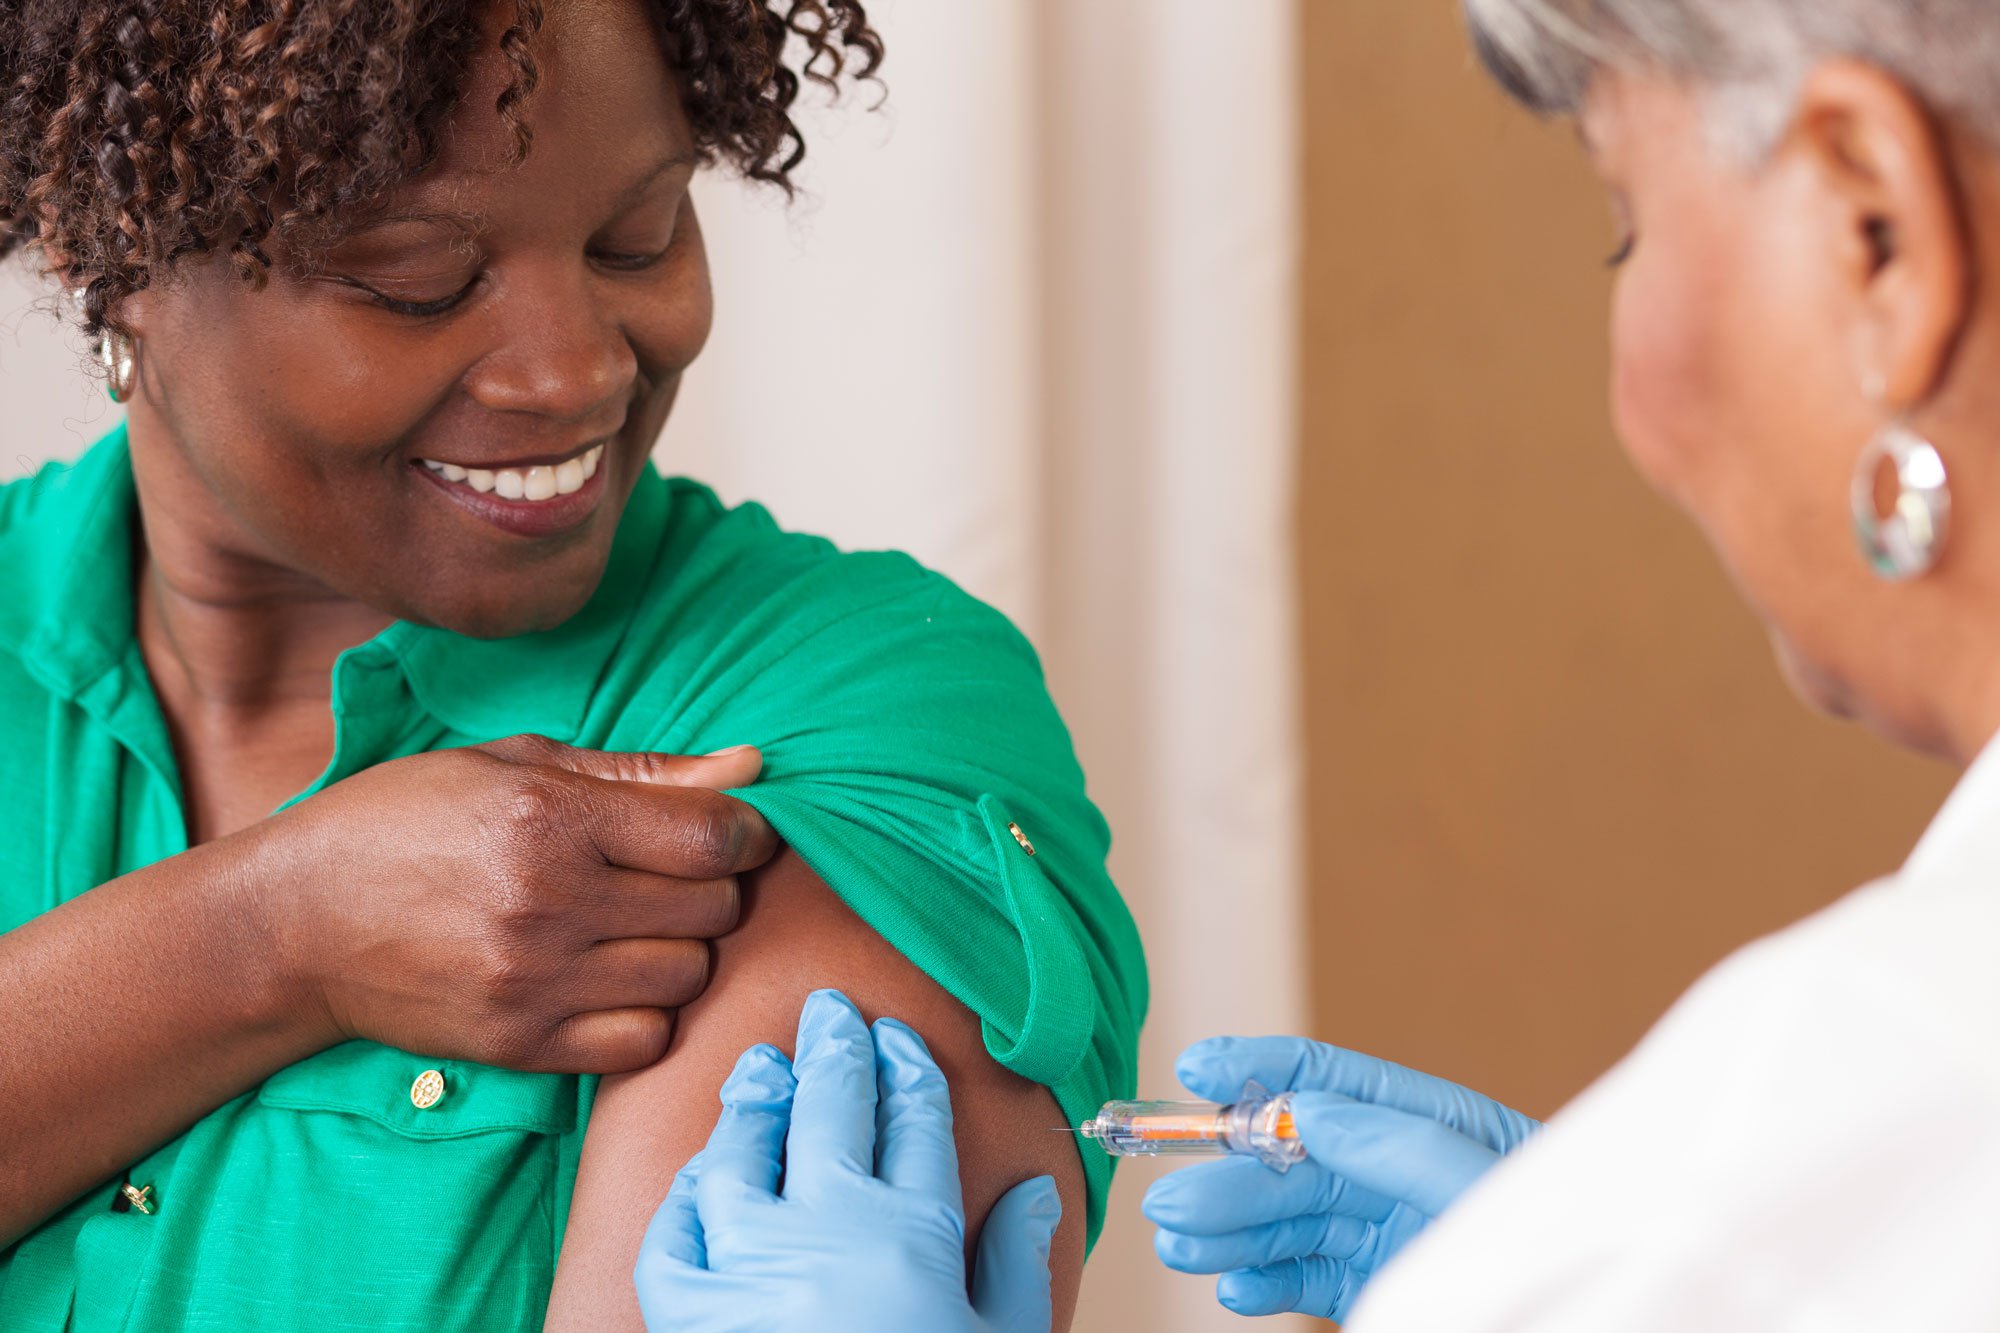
1463;0;2000;155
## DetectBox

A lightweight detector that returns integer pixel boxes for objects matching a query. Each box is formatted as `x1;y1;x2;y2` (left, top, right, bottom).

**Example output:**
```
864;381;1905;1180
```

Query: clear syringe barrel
1078;1086;1306;1173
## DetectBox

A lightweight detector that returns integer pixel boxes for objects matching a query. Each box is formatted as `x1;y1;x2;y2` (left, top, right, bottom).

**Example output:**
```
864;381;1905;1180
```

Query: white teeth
419;443;606;504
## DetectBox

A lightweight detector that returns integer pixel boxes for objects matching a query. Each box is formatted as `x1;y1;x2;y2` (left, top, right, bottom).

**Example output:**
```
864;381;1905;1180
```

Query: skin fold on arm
547;846;1088;1330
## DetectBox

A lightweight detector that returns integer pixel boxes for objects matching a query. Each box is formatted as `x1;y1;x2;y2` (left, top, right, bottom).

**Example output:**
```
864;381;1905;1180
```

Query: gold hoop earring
100;330;137;403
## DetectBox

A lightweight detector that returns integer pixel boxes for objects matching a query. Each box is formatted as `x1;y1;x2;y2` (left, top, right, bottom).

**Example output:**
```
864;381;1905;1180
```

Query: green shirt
0;428;1146;1330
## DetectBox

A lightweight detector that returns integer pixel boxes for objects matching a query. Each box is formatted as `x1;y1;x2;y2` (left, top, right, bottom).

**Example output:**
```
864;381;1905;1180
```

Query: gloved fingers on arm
1141;1154;1400;1235
694;1044;796;1215
640;1155;709;1272
870;1017;965;1217
1290;1094;1503;1218
635;1159;709;1328
1216;1254;1368;1322
1152;1209;1376;1276
783;989;881;1201
1177;1036;1537;1151
969;1174;1062;1333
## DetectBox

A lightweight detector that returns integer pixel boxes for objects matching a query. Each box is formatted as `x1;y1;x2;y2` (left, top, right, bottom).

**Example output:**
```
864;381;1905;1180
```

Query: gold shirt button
410;1069;447;1110
1007;822;1037;856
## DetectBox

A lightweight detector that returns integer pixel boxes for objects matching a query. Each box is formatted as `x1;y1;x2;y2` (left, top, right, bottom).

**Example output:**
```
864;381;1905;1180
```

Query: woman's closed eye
1606;233;1636;269
590;246;673;273
337;272;481;319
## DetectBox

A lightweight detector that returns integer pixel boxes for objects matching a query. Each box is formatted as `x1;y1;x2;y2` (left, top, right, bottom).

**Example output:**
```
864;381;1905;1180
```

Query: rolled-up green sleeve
596;486;1149;1246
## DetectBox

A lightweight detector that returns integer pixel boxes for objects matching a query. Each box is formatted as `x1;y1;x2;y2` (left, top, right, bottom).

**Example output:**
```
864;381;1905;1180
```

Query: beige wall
1298;1;1955;1119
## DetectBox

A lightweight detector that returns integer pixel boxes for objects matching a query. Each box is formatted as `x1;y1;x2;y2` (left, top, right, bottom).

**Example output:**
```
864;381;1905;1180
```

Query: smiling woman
0;3;1143;1330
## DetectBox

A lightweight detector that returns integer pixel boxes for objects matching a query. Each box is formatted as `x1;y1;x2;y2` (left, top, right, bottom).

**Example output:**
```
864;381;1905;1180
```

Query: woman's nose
462;277;639;422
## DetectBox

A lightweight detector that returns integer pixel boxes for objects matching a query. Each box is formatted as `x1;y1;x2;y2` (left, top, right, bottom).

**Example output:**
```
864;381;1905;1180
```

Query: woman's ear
115;288;153;339
1783;59;1972;408
62;285;153;340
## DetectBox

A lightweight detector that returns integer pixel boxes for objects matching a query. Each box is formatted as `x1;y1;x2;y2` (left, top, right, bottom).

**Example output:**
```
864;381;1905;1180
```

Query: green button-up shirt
0;428;1146;1330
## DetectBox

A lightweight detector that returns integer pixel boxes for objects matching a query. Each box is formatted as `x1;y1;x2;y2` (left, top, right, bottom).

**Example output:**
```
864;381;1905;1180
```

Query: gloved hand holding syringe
1129;1037;1544;1321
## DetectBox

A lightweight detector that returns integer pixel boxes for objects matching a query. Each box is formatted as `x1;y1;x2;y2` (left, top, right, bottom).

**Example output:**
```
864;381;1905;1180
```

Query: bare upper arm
543;846;1088;1331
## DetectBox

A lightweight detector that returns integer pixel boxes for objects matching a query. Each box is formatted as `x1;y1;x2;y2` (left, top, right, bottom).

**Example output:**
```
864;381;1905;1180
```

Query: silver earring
100;330;137;403
1851;422;1950;580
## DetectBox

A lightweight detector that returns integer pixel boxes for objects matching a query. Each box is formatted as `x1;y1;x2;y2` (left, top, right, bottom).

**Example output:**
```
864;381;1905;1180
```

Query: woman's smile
413;439;612;538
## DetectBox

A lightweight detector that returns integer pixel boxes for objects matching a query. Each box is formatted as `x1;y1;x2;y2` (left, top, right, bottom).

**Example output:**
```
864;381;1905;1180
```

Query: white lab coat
1346;740;2000;1332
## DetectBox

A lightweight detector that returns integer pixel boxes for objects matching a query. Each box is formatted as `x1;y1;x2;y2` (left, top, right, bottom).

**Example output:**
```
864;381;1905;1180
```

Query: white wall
0;267;121;471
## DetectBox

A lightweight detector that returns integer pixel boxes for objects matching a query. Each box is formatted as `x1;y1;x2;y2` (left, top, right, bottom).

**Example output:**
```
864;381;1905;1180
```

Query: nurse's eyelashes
420;442;604;501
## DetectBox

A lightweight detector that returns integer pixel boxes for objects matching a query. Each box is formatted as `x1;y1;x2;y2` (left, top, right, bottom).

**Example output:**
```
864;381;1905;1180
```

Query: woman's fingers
479;735;765;791
695;1045;797;1204
575;778;780;881
870;1017;963;1213
1178;1036;1538;1152
572;936;714;1011
535;1006;677;1073
1290;1094;1501;1218
1143;1154;1399;1234
584;870;742;942
782;990;880;1201
1216;1254;1366;1321
969;1175;1061;1333
640;1158;709;1271
1176;1036;1451;1118
1153;1210;1377;1275
634;1163;709;1328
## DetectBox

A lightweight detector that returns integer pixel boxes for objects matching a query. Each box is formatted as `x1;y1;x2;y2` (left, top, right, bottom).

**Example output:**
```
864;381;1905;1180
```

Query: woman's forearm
0;830;332;1243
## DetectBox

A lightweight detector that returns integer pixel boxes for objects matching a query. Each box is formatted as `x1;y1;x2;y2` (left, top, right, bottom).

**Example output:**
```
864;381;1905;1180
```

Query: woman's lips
412;442;612;538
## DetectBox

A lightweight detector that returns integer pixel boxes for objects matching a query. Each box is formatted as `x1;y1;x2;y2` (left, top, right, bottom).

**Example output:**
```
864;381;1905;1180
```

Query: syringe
1072;1082;1306;1173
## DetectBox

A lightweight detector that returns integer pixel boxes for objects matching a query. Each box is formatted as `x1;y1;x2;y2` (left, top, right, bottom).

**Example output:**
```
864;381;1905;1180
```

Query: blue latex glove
634;989;1062;1332
1143;1036;1542;1322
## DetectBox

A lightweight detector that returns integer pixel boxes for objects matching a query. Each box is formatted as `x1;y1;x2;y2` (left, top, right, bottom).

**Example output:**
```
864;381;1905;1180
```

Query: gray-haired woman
625;2;2000;1328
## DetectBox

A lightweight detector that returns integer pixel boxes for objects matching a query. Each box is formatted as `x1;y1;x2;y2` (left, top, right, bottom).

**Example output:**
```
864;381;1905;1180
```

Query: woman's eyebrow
333;149;697;245
335;210;486;247
608;148;699;211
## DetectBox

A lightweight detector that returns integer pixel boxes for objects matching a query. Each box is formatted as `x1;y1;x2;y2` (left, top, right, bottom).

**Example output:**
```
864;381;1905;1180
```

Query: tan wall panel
1299;0;1954;1118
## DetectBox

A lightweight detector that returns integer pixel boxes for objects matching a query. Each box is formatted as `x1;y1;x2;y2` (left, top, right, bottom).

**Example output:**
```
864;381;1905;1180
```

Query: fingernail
703;745;756;757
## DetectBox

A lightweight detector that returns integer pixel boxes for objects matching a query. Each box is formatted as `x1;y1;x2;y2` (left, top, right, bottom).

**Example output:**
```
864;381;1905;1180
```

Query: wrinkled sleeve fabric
583;480;1149;1246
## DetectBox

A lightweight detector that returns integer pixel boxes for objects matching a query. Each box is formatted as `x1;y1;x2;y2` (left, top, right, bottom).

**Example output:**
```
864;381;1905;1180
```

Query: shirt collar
2;425;668;742
2;424;142;701
1901;729;2000;885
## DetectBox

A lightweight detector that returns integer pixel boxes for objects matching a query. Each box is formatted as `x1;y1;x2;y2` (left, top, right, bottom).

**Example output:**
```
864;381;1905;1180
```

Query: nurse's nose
463;272;638;423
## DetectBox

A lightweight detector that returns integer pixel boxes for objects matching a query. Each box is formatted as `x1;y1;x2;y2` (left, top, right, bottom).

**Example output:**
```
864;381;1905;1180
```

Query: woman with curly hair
0;2;1145;1328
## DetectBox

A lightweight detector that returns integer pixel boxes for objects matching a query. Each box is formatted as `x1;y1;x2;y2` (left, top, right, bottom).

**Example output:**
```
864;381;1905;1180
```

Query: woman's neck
136;552;394;714
132;476;394;717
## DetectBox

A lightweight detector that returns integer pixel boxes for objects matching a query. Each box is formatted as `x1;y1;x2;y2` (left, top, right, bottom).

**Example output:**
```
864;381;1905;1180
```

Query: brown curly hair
0;0;883;338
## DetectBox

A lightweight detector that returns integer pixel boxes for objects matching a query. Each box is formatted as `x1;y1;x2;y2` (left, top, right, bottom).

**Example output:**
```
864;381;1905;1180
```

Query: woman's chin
1772;634;1858;722
389;581;602;640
